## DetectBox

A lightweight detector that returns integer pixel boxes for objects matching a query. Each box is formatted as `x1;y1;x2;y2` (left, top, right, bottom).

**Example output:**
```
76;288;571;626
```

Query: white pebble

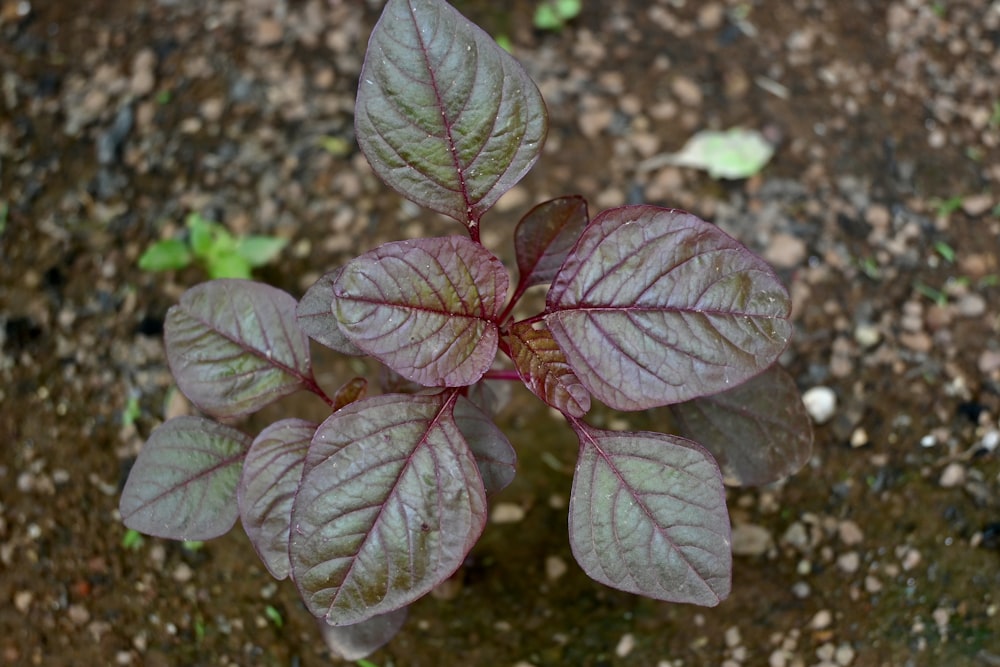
810;609;833;629
490;502;525;524
938;462;966;488
615;633;636;657
802;387;837;424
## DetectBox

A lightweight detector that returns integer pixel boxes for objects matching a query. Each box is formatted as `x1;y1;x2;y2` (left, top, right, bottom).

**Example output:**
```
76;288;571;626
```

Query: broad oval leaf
165;279;313;417
318;607;409;661
290;392;487;625
670;364;814;486
356;0;547;225
546;206;791;410
514;196;589;289
453;395;516;496
296;268;364;355
506;320;590;417
238;418;316;580
120;416;251;540
333;236;508;387
569;422;731;606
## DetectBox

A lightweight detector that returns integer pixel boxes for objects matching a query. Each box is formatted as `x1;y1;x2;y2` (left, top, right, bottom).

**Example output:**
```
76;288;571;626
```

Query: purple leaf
505;320;590;417
546;206;791;410
514;196;589;289
120;416;251;541
331;377;368;412
238;419;315;580
333;236;507;387
355;0;547;225
290;392;487;625
317;607;409;661
568;422;731;606
165;279;313;417
297;269;364;356
453;395;516;497
670;364;814;486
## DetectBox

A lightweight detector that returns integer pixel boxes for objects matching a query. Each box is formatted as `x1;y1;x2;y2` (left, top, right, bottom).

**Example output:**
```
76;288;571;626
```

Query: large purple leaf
296;268;364;356
333;236;507;387
120;416;250;541
670;364;814;486
505;320;590;418
238;419;315;580
165;279;313;417
514;196;589;290
546;206;791;411
289;392;487;625
318;607;409;661
569;422;731;606
355;0;547;225
453;395;516;497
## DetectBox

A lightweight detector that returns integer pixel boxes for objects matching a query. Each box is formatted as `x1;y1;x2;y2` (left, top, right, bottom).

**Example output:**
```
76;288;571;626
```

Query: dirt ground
1;1;999;666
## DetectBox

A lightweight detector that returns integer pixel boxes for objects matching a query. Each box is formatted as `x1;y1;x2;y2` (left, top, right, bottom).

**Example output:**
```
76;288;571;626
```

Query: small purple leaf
297;269;364;356
290;392;487;625
165;279;313;417
514;196;589;289
546;206;791;410
331;377;368;412
356;0;547;225
506;320;590;417
317;607;409;661
453;395;516;497
120;416;251;541
670;365;814;486
238;418;315;580
569;422;731;606
333;236;507;387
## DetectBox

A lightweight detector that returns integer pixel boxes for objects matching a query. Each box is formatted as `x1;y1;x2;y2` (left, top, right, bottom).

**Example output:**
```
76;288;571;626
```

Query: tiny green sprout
264;605;284;628
156;90;172;105
182;540;205;552
933;241;956;264
122;528;145;550
914;281;948;306
494;33;514;53
990;101;1000;128
319;135;351;157
932;196;964;217
0;201;8;235
356;660;380;667
533;0;581;31
194;616;207;642
122;395;141;427
857;256;881;280
979;275;999;288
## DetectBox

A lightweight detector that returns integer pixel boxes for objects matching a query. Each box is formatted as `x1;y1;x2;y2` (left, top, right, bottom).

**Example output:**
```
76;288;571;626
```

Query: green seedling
933;241;956;264
534;0;581;31
121;528;145;550
264;605;284;628
139;212;287;279
122;395;141;427
931;196;964;218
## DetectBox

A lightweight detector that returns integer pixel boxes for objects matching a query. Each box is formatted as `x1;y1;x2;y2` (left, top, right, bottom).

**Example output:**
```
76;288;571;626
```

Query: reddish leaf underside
289;392;487;625
546;205;791;410
333;236;508;387
238;418;316;580
505;320;590;417
453;395;517;496
165;279;313;417
355;0;547;225
568;421;732;606
120;416;251;541
513;195;589;290
670;364;814;486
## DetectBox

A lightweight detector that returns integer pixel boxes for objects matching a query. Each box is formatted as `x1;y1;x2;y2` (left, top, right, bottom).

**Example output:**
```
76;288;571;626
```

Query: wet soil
1;1;999;666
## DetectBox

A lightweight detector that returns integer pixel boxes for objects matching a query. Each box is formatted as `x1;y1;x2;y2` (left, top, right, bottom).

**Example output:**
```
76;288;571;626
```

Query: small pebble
838;520;864;546
731;523;772;556
724;626;742;647
810;609;833;630
803;387;837;424
836;551;860;573
835;643;856;665
939;462;966;488
615;633;636;658
490;502;526;524
545;555;567;581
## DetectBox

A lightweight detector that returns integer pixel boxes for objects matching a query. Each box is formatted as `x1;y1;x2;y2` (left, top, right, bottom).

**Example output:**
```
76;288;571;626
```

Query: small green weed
533;0;581;31
139;212;287;280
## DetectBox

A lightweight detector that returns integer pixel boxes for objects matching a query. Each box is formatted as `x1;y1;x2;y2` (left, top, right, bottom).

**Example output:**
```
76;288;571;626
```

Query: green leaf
187;213;224;257
138;239;193;272
355;0;547;225
235;235;288;267
648;128;774;180
206;252;253;279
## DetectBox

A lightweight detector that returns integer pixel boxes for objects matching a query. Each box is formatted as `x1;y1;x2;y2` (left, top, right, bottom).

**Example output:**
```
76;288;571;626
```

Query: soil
2;1;999;666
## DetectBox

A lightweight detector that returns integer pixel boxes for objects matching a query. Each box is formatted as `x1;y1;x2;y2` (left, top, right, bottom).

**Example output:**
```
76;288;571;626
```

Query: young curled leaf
165;279;313;417
289;392;487;626
505;320;590;417
568;421;731;606
356;0;547;225
546;206;791;410
330;377;368;412
453;395;517;497
238;419;316;580
513;195;589;291
121;416;250;541
670;364;813;486
333;236;507;387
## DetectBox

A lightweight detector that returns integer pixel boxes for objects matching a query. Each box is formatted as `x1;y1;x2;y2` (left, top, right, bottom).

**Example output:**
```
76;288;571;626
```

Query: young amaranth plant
120;0;812;657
